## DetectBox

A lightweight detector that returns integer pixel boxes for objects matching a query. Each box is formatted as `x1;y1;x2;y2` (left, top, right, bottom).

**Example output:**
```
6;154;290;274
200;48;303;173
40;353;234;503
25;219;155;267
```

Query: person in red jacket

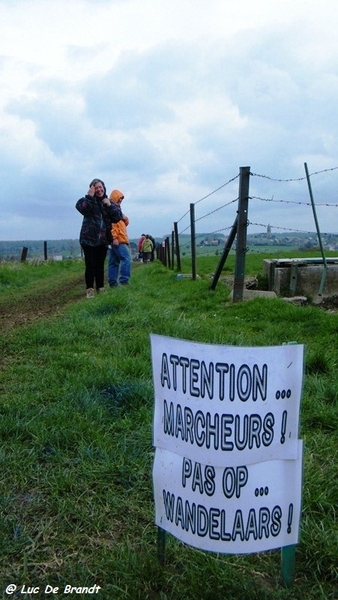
108;189;132;286
137;234;146;262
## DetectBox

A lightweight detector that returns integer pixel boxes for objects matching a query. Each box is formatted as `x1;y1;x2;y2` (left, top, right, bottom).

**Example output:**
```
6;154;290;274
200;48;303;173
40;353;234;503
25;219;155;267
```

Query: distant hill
1;231;337;261
0;239;82;261
0;238;148;261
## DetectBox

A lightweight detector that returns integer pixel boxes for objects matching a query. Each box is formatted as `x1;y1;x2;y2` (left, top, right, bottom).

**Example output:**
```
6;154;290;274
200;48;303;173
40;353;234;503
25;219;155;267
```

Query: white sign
151;335;304;467
151;335;304;555
153;445;303;554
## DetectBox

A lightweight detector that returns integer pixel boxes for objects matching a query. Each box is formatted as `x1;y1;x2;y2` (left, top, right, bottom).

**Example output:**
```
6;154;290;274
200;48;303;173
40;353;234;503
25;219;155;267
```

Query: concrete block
263;258;338;298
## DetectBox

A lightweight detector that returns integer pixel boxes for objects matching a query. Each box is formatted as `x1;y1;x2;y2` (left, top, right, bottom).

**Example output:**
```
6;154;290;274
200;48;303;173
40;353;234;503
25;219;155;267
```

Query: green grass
0;258;79;289
0;255;337;599
178;248;338;278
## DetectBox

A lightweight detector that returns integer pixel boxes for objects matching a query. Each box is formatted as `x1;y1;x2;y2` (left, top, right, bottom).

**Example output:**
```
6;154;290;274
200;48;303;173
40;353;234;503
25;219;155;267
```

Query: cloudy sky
1;0;338;242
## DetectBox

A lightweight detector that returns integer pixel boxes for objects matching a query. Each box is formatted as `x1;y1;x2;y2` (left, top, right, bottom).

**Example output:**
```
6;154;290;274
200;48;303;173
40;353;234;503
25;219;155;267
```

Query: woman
76;178;122;298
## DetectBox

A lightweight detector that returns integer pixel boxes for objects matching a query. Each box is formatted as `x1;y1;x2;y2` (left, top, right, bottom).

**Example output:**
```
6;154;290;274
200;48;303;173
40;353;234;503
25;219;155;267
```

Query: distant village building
199;238;221;247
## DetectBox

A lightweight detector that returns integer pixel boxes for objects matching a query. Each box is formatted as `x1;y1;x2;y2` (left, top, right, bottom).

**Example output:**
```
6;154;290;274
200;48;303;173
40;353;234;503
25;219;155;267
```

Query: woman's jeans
82;244;107;289
108;243;131;286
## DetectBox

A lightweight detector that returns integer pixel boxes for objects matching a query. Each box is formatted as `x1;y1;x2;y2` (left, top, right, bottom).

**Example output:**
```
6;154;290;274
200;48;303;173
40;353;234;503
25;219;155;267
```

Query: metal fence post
304;162;327;297
190;203;196;280
21;247;28;262
174;222;181;272
165;237;171;269
210;216;238;290
233;166;250;302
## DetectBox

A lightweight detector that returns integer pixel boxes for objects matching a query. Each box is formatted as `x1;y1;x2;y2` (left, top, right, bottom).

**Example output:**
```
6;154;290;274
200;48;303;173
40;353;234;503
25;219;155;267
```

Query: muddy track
0;274;85;333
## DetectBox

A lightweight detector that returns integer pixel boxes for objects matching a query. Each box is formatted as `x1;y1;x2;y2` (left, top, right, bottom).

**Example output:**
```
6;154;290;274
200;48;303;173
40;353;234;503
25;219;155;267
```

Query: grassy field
0;254;337;599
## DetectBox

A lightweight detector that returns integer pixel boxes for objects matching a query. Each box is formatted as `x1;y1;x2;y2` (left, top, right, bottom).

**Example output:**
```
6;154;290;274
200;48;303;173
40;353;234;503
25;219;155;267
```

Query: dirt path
0;274;84;333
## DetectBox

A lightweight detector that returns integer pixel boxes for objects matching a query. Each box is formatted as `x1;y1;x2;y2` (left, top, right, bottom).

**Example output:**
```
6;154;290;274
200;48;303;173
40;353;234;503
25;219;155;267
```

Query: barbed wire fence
157;164;338;300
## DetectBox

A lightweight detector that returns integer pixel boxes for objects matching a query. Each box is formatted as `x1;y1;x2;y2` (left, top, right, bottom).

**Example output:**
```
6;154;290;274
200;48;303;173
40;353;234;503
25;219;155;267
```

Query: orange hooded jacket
109;189;129;244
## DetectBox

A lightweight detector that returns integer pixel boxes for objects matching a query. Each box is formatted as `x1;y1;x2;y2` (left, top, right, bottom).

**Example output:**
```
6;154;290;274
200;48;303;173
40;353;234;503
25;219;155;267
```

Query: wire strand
250;165;338;182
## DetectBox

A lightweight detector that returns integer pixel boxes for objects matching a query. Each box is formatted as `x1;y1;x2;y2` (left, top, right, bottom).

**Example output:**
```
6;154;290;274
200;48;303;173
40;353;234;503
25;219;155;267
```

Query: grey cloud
7;92;86;156
83;54;177;129
1;14;338;241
